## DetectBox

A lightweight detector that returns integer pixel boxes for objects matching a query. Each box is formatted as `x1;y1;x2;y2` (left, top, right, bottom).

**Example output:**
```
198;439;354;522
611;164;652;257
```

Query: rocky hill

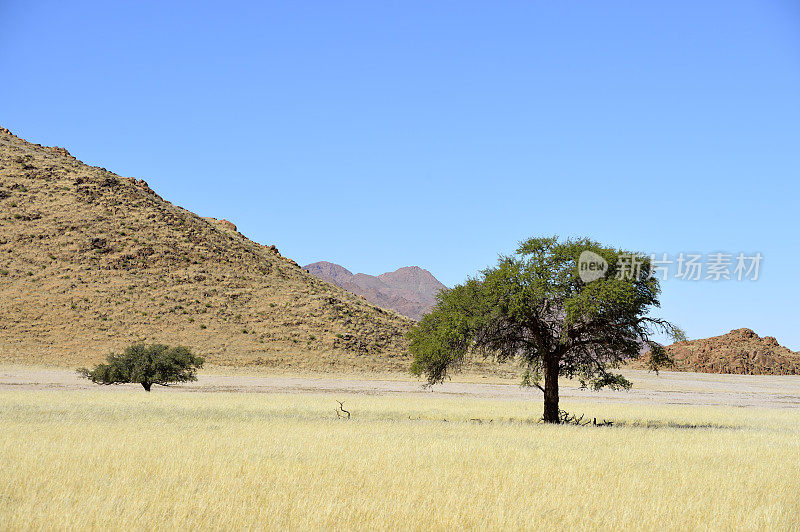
661;328;800;375
304;262;447;320
0;127;413;370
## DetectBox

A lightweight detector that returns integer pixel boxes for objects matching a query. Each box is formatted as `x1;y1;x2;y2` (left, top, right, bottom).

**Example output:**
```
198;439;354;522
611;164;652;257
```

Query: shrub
78;343;204;391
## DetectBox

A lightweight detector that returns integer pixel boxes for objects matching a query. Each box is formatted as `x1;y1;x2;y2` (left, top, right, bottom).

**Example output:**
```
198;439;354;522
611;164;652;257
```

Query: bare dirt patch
2;366;798;408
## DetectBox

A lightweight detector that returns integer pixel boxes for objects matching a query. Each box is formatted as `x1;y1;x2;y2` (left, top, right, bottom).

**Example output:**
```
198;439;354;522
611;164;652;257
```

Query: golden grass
2;390;799;530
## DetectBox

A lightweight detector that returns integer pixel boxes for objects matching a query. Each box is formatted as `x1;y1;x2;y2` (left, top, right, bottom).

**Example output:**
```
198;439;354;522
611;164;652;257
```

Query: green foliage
408;236;684;421
78;343;204;391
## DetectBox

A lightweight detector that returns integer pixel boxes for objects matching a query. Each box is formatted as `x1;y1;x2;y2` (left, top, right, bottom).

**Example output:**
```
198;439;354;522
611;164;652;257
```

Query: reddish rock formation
662;328;800;375
218;219;237;232
304;262;447;320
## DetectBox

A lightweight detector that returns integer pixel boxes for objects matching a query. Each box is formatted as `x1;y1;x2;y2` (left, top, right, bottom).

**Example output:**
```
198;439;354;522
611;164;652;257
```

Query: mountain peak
305;261;354;282
304;262;447;320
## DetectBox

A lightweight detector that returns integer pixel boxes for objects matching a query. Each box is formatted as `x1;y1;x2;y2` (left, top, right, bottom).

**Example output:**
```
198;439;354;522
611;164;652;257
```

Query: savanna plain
1;368;799;530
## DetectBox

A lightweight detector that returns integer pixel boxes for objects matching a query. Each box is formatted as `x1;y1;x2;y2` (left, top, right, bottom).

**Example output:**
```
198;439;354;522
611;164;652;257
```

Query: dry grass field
2;370;799;530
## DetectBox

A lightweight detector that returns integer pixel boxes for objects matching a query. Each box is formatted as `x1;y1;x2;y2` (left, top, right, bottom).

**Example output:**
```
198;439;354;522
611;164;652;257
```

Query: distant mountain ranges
303;262;447;321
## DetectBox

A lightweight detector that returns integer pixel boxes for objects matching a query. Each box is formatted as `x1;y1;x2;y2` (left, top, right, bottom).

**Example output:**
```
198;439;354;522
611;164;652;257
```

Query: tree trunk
542;354;560;423
141;382;152;392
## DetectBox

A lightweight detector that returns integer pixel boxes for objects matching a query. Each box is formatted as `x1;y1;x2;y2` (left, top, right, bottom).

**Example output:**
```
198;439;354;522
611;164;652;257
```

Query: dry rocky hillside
304;262;447;320
652;328;800;375
0;127;414;371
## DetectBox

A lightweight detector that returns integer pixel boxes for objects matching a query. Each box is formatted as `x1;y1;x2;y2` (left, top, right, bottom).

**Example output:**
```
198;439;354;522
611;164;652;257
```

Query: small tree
408;236;684;423
79;343;204;391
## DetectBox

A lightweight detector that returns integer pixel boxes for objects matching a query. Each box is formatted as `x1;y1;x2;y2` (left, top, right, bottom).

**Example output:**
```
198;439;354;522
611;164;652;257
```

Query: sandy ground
1;366;799;408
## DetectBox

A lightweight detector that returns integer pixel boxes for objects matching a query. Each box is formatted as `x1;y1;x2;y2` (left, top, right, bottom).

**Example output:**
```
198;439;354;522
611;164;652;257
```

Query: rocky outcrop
203;217;238;232
662;328;800;375
218;219;237;232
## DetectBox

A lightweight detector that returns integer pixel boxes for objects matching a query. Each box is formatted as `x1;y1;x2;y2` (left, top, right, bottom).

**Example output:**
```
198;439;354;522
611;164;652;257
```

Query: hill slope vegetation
0;127;411;370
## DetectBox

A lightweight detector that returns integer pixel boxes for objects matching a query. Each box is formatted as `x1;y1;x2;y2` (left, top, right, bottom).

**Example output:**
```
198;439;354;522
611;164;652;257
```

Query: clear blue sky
2;1;799;348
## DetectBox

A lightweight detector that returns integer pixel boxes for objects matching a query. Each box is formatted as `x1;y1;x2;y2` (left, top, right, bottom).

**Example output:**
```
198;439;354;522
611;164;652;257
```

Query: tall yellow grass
2;390;799;530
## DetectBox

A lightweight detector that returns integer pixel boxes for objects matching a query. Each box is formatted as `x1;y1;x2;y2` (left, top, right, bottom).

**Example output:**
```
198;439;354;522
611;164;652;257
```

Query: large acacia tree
408;236;684;423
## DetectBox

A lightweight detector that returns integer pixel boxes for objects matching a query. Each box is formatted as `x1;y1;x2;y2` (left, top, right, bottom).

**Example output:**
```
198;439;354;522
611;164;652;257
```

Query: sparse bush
78;343;204;391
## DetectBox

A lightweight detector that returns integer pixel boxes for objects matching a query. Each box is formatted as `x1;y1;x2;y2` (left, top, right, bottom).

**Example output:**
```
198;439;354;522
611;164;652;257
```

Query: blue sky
2;1;799;348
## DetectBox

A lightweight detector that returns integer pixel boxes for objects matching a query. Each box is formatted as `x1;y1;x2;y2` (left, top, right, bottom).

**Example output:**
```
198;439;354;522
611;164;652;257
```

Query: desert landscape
3;2;799;530
2;127;800;529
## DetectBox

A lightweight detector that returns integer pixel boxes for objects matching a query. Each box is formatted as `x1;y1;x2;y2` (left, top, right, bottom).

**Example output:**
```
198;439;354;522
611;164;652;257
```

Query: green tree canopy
79;343;204;391
408;236;684;423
